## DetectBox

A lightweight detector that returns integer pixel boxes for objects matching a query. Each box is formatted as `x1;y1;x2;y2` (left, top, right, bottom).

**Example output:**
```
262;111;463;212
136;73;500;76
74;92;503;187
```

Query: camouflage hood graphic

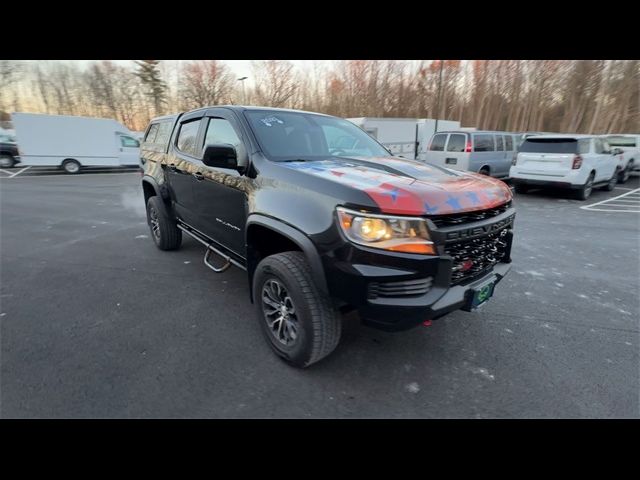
281;156;512;215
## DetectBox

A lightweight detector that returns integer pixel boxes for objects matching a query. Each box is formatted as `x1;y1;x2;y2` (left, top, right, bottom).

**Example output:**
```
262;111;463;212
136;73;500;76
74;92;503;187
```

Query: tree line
1;60;638;134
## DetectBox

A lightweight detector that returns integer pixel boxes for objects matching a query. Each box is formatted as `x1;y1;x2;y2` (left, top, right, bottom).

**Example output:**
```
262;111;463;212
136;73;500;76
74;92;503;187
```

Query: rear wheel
479;167;490;176
62;159;81;174
0;154;15;168
253;251;341;368
576;173;595;200
146;196;182;250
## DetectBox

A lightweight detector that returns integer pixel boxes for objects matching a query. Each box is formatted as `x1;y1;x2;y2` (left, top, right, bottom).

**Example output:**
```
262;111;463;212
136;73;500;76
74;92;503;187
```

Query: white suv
602;134;639;182
510;135;619;200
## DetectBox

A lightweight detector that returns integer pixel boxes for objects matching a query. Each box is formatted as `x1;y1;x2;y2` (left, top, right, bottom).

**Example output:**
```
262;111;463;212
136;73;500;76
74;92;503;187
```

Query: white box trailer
347;117;420;158
348;117;461;160
12;113;141;173
415;118;461;161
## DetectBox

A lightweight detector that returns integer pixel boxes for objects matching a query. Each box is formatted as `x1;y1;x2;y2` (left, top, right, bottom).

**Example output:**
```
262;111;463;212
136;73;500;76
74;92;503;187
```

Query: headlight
336;207;435;254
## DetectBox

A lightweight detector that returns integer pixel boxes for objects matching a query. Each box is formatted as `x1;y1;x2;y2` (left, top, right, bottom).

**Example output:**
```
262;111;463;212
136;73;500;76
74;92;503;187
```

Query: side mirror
612;148;623;156
202;143;238;169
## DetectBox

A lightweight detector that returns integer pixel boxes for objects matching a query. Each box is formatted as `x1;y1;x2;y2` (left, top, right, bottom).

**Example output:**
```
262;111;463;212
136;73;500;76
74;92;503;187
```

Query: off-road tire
146;196;182;251
253;251;341;368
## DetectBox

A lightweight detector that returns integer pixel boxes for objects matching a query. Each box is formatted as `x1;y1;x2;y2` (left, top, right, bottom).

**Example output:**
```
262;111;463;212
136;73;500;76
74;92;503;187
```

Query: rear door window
429;134;447;151
519;138;579;154
474;134;494;152
446;134;466;152
176;119;202;157
578;139;591;154
495;135;504;151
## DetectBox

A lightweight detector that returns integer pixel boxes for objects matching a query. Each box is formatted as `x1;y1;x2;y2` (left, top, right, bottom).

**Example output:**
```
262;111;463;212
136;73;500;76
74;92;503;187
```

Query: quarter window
176;119;202;156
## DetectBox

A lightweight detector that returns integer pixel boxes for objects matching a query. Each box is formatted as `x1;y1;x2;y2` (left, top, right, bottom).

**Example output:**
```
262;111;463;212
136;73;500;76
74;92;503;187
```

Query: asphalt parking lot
1;171;638;418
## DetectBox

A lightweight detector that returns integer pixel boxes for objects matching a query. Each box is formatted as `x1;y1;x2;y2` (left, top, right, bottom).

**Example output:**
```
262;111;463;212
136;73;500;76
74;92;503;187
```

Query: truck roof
150;106;333;124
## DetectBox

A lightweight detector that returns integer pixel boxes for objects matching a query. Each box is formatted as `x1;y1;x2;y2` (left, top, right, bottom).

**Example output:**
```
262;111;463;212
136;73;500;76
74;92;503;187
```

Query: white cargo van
12;113;140;173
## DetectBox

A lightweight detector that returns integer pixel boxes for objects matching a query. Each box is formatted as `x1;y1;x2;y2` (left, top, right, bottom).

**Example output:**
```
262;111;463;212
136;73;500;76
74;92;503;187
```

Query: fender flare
246;214;329;301
141;175;175;215
142;175;162;197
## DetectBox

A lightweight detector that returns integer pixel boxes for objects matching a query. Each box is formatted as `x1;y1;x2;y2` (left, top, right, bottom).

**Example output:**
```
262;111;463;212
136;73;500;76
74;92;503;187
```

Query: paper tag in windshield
260;116;284;127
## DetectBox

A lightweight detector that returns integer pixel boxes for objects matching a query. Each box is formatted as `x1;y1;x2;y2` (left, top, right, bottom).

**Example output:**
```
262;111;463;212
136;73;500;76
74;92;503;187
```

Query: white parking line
7;166;31;177
581;187;640;213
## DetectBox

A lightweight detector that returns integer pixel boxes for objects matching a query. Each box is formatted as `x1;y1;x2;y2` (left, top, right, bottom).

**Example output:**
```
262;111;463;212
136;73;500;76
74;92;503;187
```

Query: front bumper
321;207;515;331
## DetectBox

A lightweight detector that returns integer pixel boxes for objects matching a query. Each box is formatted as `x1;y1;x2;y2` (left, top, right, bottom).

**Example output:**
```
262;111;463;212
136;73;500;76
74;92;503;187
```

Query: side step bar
177;223;246;273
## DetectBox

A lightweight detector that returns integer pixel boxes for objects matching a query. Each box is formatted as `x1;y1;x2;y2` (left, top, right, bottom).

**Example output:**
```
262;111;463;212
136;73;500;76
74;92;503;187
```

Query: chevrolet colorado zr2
140;106;516;367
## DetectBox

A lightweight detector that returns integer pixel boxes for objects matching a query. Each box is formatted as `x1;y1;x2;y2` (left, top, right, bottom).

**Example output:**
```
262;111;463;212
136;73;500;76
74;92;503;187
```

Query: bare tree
252;61;297;108
179;60;235;110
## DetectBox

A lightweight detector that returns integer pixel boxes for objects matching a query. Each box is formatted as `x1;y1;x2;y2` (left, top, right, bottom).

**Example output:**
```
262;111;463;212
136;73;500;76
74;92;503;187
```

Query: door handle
192;172;204;181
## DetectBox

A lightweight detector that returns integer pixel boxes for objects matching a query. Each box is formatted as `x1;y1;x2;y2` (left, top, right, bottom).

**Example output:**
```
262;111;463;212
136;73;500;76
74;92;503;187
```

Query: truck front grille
368;277;433;299
446;227;510;285
429;201;512;228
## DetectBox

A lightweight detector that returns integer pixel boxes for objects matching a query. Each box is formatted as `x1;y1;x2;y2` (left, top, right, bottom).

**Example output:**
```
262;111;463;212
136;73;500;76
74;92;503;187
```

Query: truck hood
280;156;512;215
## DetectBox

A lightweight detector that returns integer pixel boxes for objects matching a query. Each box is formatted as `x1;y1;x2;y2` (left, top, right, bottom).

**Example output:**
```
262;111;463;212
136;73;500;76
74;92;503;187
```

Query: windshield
605;136;637;147
244;110;390;161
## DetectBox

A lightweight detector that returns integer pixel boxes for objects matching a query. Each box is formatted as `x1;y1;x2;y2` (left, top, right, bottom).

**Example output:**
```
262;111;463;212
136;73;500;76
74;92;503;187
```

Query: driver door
191;108;250;258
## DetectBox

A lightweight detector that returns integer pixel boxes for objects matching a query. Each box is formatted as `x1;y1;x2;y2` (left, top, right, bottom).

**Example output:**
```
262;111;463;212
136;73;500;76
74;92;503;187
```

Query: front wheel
253;251;341;368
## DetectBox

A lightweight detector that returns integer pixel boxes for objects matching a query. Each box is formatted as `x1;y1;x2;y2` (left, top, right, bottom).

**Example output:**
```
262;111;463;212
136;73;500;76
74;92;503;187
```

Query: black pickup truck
0;134;20;168
140;106;515;367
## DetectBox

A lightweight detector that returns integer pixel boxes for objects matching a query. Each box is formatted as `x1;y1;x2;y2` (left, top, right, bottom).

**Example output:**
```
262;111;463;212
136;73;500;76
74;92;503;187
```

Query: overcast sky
74;60;325;86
